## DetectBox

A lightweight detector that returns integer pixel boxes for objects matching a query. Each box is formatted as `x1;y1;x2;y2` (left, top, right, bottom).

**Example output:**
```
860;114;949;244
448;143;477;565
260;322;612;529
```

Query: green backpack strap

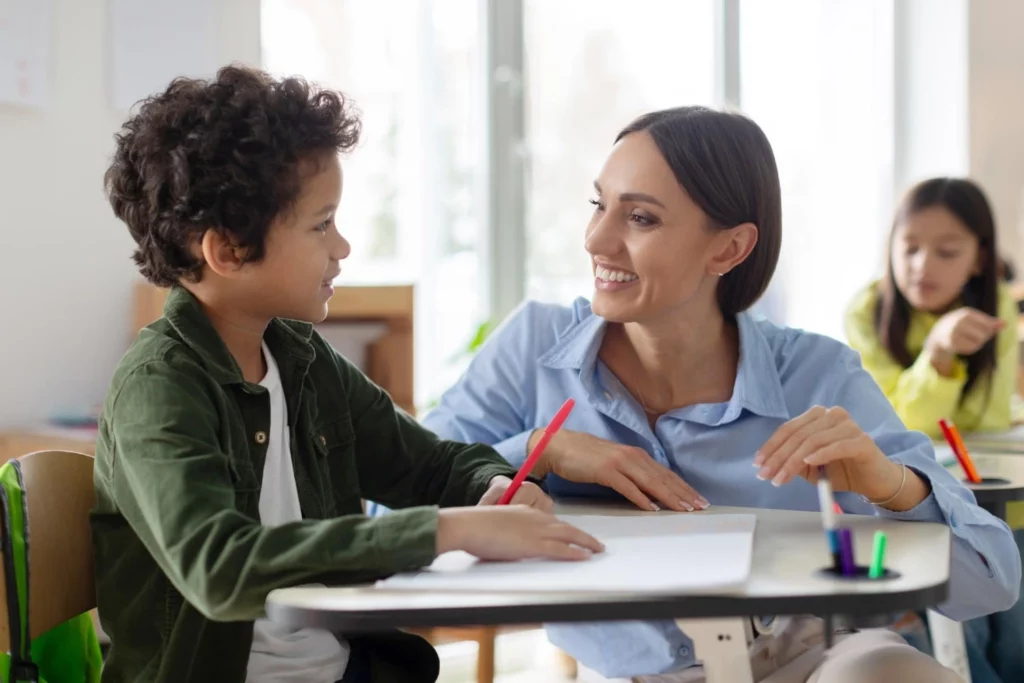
0;461;38;683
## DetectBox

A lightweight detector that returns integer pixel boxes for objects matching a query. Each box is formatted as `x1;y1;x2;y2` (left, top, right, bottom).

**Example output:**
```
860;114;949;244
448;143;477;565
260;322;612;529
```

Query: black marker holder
815;565;901;581
968;476;1012;486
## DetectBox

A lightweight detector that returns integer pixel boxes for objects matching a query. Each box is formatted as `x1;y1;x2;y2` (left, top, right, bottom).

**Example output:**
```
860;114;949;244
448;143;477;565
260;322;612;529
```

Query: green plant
420;320;497;413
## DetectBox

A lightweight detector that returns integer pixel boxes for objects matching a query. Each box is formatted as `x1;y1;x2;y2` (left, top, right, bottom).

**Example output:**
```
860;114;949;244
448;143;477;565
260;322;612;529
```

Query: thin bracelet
862;463;907;507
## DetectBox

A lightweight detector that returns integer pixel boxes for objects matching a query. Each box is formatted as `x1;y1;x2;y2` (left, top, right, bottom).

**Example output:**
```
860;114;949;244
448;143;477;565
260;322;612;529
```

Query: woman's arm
421;301;703;512
760;346;1021;620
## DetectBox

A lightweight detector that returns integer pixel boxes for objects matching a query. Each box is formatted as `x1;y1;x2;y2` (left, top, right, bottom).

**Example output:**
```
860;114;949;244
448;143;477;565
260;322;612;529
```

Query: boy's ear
200;229;248;277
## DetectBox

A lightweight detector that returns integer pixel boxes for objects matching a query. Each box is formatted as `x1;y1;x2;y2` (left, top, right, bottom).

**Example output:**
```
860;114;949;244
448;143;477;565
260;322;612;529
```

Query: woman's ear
200;229;248;278
706;222;758;277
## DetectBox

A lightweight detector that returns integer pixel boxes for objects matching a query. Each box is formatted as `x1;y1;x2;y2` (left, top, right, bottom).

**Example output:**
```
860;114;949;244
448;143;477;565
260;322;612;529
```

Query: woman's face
891;206;981;313
585;131;754;324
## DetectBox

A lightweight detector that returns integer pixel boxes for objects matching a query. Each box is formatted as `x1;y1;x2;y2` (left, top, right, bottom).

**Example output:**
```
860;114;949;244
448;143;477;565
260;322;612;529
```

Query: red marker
498;398;576;505
938;418;981;484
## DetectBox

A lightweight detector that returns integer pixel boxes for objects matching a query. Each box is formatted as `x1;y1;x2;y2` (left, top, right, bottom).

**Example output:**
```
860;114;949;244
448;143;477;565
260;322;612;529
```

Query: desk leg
675;618;753;683
926;610;972;683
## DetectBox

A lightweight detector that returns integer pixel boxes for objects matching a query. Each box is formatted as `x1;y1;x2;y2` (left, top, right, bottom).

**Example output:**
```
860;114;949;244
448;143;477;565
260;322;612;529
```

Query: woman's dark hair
876;177;999;400
616;106;782;316
105;65;361;287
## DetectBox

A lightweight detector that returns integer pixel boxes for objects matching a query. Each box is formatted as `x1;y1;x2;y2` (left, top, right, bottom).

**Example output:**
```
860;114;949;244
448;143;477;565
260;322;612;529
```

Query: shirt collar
162;285;315;386
539;299;789;423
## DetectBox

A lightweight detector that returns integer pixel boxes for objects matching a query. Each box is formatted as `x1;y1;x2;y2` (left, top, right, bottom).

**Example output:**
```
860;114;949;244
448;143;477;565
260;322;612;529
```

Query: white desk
266;504;952;683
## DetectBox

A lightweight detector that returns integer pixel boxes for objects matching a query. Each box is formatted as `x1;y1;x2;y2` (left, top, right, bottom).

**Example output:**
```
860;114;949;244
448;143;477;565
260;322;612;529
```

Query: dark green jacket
91;286;518;683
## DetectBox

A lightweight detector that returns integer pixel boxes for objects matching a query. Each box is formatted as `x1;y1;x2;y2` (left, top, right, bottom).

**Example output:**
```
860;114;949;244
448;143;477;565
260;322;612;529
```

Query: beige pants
580;617;963;683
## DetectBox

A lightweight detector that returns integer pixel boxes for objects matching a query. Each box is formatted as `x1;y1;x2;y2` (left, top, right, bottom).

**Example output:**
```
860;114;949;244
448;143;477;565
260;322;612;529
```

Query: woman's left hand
753;406;926;507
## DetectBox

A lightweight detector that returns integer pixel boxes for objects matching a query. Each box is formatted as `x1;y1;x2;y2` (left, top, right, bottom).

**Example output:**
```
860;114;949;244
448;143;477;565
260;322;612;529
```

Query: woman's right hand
531;429;708;513
925;307;1004;373
436;506;604;561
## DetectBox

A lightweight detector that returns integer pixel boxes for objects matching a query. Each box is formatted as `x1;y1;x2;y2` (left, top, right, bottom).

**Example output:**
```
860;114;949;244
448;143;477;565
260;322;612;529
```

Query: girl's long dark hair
876;177;999;400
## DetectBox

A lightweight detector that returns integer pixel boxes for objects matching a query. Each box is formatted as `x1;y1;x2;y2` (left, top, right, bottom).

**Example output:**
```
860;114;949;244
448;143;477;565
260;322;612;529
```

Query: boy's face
244;153;349;323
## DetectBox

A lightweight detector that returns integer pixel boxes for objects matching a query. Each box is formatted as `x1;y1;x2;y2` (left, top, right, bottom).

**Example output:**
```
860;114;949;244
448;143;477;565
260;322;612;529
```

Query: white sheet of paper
378;514;756;594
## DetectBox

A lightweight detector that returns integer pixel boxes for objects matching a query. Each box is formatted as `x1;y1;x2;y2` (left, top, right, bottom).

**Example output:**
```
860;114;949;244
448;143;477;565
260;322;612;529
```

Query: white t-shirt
246;344;350;683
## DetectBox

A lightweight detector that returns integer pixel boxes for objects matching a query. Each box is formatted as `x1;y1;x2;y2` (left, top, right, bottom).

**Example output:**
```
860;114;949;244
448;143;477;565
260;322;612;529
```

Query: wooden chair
0;450;96;649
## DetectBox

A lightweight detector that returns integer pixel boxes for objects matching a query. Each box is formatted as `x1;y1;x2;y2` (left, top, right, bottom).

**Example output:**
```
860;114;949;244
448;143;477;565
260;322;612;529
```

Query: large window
523;0;718;304
262;0;485;406
741;0;895;339
263;0;919;408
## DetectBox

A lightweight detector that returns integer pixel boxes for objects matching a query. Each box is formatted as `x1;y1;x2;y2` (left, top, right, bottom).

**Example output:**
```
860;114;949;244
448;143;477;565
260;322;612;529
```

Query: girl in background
846;177;1023;683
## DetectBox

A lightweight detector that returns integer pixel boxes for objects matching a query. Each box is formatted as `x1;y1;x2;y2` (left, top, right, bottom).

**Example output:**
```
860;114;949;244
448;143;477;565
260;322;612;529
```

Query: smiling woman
586;108;781;325
421;106;1018;681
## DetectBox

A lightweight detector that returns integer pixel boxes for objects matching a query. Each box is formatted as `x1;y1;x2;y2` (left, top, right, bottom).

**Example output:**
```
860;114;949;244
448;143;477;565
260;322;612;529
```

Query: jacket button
320;435;327;446
254;431;267;444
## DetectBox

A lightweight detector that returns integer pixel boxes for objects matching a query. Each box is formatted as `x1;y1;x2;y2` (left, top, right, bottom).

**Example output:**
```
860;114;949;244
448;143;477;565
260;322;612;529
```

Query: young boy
92;65;602;683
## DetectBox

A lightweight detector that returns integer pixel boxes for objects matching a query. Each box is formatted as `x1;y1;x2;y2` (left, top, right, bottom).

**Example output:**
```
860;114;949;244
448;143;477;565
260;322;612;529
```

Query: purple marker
838;528;856;576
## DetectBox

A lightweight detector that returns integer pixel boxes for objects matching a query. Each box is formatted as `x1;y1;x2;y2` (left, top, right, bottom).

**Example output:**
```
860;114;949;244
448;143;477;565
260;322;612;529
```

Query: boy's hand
437;506;604;561
477;475;552;511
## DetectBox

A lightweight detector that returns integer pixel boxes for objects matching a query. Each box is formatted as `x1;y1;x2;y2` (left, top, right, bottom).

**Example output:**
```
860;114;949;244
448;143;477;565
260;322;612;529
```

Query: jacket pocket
310;414;359;515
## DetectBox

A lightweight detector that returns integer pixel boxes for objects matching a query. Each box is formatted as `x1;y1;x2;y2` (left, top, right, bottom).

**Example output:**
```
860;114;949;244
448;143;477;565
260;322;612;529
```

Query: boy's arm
332;350;519;510
103;359;441;622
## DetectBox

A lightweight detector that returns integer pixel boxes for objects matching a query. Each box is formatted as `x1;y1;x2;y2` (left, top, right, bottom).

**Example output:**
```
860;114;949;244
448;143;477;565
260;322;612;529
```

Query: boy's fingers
552;523;605;553
539;541;593;562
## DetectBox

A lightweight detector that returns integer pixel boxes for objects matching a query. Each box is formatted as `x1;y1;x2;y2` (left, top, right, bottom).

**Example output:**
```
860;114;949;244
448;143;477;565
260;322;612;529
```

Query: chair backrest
0;450;96;650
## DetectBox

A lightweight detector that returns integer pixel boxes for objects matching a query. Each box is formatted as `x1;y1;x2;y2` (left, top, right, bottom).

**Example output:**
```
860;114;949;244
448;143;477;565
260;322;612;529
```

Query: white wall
894;0;969;191
969;0;1024;266
0;0;260;428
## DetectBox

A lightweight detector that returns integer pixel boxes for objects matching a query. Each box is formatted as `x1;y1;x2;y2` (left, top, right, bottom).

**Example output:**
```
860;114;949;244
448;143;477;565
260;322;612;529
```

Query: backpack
0;459;102;683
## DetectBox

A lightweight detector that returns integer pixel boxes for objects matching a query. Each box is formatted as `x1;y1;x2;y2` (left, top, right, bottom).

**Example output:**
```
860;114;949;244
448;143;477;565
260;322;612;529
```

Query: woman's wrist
527;429;554;477
861;461;930;512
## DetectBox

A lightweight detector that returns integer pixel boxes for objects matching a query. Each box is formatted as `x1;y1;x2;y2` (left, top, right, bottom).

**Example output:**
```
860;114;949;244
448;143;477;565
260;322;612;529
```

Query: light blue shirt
420;298;1021;678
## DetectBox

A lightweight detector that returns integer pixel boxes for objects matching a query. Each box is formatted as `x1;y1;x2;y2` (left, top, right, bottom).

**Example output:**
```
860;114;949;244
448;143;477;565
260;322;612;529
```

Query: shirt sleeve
329;344;519;509
831;348;1021;620
103;359;441;622
844;285;964;437
420;302;544;468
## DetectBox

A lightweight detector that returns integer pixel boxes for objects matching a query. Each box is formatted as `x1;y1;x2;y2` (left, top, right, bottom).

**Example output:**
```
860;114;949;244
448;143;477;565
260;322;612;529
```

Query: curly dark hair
105;65;361;287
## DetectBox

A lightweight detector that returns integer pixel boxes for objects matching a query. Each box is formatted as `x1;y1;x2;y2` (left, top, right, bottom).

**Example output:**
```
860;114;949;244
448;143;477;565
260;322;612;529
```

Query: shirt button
254;431;267;444
320;435;327;446
678;646;690;657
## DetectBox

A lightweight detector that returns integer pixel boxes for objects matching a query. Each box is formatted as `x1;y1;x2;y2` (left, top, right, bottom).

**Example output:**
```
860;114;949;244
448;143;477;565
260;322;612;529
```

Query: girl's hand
753;406;930;511
927;307;1004;358
531;429;708;512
